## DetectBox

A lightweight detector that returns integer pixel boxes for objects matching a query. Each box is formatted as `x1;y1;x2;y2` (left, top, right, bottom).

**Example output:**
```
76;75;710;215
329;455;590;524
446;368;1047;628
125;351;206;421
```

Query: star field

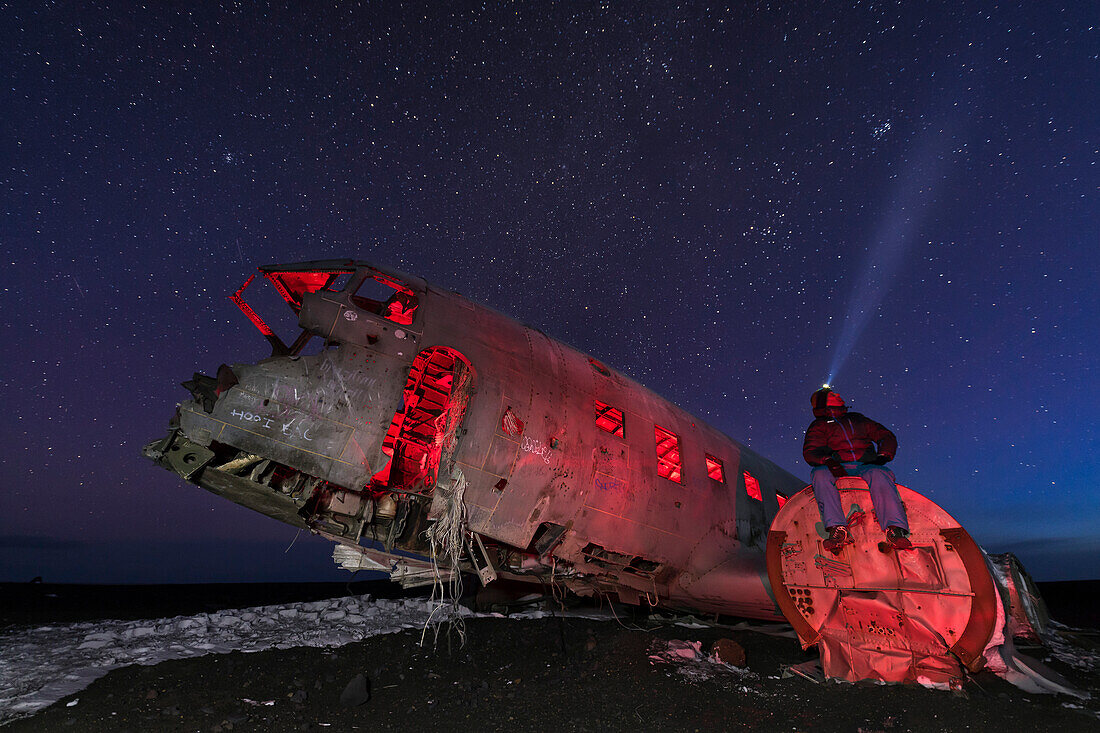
1;2;1096;581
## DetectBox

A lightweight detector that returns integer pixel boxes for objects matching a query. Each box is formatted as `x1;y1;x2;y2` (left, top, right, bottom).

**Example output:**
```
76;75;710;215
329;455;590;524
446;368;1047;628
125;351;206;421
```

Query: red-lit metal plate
766;482;997;685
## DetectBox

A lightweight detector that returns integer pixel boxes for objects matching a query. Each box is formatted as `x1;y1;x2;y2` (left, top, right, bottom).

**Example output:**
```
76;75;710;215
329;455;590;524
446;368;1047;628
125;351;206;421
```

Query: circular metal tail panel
765;483;1000;683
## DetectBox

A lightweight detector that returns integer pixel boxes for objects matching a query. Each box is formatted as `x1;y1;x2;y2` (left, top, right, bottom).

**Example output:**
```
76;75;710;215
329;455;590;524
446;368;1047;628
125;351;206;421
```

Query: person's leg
857;465;908;531
811;466;846;528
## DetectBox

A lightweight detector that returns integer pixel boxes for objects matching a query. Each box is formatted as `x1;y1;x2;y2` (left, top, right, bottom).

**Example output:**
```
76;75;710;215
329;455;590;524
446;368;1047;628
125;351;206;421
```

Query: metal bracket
163;438;215;481
141;428;179;462
465;531;498;586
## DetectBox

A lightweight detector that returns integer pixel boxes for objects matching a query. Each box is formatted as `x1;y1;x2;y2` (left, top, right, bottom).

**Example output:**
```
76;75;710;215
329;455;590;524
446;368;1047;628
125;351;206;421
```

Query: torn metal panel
332;544;389;572
181;347;408;491
987;551;1050;642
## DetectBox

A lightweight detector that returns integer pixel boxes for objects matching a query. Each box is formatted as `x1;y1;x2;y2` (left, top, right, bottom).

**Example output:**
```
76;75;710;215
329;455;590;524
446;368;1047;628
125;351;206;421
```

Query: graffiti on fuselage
229;406;316;442
594;474;627;493
521;435;553;464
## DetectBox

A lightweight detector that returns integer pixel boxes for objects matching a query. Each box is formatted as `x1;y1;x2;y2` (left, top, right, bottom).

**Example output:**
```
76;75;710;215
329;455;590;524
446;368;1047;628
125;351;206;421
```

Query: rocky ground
3;582;1098;732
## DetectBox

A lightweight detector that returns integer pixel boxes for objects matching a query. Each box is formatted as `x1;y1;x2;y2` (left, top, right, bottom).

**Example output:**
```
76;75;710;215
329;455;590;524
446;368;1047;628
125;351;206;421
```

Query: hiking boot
886;526;913;550
822;525;849;554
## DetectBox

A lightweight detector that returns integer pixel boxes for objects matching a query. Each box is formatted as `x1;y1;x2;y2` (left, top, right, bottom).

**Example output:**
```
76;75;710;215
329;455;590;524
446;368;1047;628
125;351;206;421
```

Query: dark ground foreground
3;581;1099;732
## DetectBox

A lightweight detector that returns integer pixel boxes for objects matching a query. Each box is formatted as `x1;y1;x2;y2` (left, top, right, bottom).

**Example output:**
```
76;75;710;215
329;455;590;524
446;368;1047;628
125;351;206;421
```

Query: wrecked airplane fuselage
145;259;804;618
146;260;1074;691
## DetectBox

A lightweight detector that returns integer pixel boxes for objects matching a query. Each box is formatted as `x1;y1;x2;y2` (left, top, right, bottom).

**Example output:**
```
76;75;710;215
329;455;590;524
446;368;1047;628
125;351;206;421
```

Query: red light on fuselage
744;471;762;501
594;400;625;438
705;454;725;482
655;425;682;483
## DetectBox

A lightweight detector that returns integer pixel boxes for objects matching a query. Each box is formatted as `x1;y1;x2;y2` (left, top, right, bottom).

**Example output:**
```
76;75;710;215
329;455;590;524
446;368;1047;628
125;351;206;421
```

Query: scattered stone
711;638;747;667
339;673;371;707
290;689;308;704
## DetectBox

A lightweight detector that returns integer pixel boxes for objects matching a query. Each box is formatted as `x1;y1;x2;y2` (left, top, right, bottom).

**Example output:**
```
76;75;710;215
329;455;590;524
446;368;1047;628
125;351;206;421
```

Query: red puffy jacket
802;411;898;466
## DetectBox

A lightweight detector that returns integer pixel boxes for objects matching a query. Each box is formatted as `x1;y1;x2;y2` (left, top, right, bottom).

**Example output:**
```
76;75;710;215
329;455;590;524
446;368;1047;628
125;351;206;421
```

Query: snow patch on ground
0;594;602;725
1046;624;1100;673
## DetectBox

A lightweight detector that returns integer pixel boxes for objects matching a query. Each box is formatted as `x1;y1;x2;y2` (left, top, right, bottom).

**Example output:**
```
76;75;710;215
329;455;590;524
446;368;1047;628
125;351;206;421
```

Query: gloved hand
824;456;848;477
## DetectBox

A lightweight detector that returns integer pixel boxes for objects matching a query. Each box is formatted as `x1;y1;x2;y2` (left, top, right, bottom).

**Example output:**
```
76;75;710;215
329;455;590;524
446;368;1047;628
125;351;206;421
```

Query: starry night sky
2;2;1096;583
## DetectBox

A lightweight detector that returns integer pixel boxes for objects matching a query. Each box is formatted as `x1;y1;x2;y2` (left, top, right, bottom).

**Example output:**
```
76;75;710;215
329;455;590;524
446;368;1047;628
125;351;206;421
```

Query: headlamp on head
810;387;847;415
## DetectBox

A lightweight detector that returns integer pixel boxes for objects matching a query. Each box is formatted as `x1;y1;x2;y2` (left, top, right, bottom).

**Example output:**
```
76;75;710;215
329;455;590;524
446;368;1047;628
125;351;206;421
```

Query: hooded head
811;387;847;418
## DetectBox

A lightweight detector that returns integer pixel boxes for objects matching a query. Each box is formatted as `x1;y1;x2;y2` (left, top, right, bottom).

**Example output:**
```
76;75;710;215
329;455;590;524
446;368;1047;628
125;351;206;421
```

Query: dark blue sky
2;2;1096;583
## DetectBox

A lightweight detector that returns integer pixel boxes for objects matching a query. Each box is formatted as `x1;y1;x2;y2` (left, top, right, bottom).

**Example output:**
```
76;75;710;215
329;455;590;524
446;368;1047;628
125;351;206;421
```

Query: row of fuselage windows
594;400;788;506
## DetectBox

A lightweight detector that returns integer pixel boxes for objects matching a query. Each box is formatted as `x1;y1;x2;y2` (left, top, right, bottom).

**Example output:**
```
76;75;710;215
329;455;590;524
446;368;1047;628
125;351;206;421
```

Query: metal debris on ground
647;639;757;686
782;660;824;684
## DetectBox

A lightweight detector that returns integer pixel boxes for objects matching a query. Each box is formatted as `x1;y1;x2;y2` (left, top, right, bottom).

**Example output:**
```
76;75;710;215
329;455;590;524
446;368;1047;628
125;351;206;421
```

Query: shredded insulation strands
420;469;469;647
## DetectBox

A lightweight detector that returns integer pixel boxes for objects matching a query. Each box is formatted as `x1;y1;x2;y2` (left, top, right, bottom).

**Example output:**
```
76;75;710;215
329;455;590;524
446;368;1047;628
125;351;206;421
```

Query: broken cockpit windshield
230;262;420;355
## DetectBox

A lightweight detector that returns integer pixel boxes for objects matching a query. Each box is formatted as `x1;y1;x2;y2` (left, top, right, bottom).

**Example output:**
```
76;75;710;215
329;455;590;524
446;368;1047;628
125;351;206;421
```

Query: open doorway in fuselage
371;346;475;496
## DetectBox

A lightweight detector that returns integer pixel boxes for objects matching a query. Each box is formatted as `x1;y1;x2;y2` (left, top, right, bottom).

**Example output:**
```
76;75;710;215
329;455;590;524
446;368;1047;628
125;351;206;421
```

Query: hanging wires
419;470;469;648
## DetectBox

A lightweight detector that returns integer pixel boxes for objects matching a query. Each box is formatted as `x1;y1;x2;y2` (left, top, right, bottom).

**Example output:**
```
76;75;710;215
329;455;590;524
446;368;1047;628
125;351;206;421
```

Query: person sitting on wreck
802;387;912;553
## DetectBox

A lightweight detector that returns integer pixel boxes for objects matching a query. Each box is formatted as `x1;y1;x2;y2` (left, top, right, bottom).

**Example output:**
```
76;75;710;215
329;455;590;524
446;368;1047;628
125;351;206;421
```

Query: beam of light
826;131;952;385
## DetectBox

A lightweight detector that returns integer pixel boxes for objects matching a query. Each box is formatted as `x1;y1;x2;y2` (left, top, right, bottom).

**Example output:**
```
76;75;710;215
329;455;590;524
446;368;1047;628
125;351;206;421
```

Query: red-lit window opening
776;492;789;509
705;454;725;482
594;400;625;437
350;277;419;325
654;425;682;483
373;347;472;493
263;270;349;311
744;471;762;501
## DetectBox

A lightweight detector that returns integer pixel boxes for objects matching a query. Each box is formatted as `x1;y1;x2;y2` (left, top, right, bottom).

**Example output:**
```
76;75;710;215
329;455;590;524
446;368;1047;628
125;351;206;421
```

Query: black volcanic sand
4;583;1099;732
